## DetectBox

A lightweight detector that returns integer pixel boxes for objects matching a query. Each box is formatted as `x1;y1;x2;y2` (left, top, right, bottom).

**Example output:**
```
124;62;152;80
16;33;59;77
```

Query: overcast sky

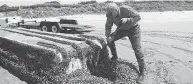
0;0;191;6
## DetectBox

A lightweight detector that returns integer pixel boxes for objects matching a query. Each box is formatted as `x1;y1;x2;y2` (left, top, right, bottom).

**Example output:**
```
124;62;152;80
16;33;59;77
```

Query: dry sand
1;11;193;84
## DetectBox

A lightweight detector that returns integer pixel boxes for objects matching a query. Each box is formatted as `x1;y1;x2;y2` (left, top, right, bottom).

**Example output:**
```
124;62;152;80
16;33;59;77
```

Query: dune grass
2;1;193;18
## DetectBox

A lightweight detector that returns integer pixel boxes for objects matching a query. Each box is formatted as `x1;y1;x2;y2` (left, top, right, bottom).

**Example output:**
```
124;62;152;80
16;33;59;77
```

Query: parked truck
0;17;20;27
0;18;8;27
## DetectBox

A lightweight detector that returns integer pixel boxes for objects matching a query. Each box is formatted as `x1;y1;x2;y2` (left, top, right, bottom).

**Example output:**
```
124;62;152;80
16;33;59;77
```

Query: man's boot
136;62;145;84
108;42;118;60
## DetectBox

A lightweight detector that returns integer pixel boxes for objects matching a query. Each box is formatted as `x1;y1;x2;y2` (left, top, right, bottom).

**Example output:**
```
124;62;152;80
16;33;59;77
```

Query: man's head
106;2;119;18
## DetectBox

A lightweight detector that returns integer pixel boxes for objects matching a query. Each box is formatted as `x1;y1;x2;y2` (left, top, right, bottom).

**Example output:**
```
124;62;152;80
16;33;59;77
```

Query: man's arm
127;6;141;25
105;16;113;38
120;5;141;25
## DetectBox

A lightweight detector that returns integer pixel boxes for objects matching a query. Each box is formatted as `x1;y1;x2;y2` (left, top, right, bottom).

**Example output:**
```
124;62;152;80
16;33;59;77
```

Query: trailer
18;19;93;33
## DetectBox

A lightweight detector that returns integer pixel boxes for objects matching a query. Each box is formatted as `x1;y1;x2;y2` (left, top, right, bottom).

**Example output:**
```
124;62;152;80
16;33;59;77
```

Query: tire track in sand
140;31;193;84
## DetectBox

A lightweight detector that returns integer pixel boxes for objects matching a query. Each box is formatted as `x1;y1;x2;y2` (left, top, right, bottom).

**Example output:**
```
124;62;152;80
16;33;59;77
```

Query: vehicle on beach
0;17;93;33
18;19;93;33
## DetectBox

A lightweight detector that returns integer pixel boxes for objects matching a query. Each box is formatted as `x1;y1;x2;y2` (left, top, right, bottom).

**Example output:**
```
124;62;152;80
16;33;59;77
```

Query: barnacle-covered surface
0;28;138;84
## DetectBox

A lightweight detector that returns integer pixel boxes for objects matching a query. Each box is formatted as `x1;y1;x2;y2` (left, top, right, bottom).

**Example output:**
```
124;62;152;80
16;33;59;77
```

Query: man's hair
106;2;119;11
106;2;119;16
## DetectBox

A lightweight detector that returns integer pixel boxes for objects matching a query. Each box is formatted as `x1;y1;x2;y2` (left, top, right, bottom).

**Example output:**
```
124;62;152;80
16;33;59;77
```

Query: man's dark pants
108;25;144;63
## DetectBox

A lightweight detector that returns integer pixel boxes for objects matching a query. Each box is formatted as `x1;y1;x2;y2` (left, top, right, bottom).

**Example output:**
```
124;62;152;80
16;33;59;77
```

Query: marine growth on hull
0;28;138;84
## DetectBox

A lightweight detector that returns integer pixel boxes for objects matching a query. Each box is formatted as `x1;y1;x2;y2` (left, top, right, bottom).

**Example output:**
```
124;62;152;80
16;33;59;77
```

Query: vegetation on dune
1;1;193;18
0;4;18;12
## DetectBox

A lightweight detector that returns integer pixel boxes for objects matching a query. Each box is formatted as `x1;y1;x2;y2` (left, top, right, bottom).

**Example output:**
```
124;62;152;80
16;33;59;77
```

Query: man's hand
106;36;113;43
120;18;131;24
